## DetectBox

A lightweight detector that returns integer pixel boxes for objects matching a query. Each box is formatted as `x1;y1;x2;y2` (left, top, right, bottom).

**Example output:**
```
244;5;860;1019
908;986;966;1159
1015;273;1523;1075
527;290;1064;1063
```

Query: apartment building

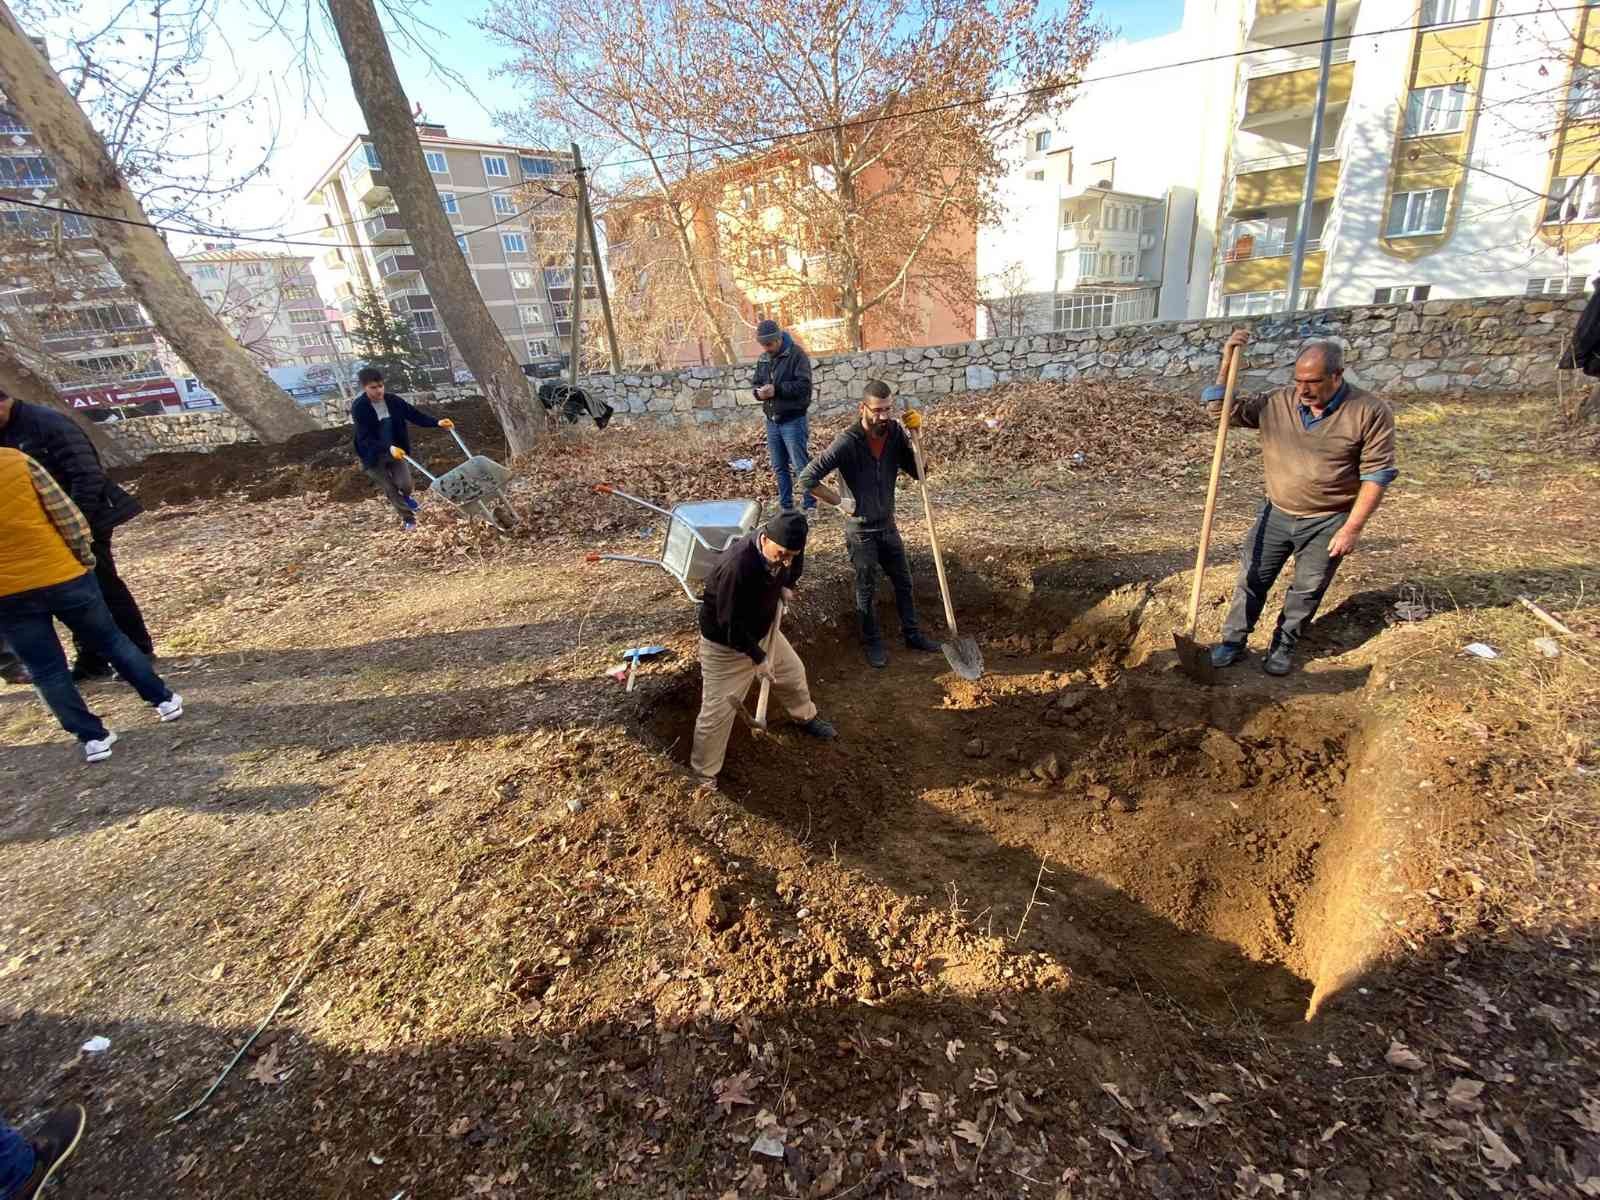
0;79;172;413
1208;0;1600;316
175;247;342;369
978;30;1215;335
605;146;975;368
303;124;593;385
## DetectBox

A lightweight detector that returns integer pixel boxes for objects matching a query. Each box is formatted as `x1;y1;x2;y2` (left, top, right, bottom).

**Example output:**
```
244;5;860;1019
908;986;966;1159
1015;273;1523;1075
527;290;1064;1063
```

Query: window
1373;285;1431;303
288;309;324;326
298;331;334;348
493;194;516;215
61;214;90;238
501;232;527;253
1405;84;1469;136
347;142;380;175
1032;130;1051;153
1078;248;1097;277
582;266;597;286
243;263;266;277
510;269;534;289
520;156;556;177
1027;170;1046;181
483;155;510;178
1120;252;1135;277
49;304;147;335
425;151;448;174
527;339;550;357
1570;66;1600;122
0;155;55;186
1222;288;1319;317
195;265;222;281
1525;276;1587;296
1386;188;1450;236
1054;291;1115;331
1421;0;1482;24
552;302;572;320
1225;214;1289;260
1546;175;1600;223
543;266;573;290
519;304;543;324
456;234;470;256
284;285;317;301
0;108;27;134
411;311;439;333
440;191;459;215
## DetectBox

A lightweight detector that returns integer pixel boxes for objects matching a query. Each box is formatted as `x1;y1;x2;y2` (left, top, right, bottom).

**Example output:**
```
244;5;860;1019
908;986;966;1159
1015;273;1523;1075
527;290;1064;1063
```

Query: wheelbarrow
586;483;762;601
389;427;513;530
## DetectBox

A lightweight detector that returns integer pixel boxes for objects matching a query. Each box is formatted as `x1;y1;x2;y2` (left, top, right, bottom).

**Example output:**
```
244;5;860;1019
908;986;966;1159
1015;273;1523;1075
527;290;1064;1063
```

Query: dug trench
641;554;1395;1029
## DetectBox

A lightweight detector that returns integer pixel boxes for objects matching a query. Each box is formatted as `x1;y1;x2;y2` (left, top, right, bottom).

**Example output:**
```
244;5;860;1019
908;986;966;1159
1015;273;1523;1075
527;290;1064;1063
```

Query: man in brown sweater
1202;330;1398;676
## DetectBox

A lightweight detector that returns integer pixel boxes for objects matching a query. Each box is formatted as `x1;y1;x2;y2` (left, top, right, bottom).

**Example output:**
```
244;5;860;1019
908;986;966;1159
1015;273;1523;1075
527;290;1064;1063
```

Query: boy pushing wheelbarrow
351;366;455;532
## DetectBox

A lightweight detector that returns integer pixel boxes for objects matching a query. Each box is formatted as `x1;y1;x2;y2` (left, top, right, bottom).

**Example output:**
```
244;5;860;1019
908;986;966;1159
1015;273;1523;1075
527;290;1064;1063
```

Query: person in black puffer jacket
0;390;152;681
750;320;815;514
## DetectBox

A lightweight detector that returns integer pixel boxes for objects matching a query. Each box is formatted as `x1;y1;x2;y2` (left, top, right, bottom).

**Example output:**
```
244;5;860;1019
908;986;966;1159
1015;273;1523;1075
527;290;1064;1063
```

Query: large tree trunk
0;3;318;443
326;0;542;457
0;346;133;467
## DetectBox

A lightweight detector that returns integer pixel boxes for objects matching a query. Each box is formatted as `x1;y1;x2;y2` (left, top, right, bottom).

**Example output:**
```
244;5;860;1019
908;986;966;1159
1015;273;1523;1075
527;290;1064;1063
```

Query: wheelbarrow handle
447;426;472;459
391;446;441;484
591;483;725;554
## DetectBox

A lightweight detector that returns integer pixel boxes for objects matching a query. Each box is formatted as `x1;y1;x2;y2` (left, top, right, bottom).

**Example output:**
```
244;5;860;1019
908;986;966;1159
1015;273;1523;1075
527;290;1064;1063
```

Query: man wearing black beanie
692;510;837;783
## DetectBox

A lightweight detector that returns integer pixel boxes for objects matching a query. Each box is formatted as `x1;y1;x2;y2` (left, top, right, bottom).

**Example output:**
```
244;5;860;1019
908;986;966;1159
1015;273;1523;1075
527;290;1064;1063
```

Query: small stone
1053;688;1091;713
690;887;733;931
565;797;584;814
963;738;989;759
1114;795;1137;813
1032;752;1065;782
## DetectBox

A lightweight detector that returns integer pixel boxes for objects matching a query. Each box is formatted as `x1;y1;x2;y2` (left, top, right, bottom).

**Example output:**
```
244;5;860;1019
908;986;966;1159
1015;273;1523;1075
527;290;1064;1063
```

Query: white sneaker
84;731;117;763
156;693;184;722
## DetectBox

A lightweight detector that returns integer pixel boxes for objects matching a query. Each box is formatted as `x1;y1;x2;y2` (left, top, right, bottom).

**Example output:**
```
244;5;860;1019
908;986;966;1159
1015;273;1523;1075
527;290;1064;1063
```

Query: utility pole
567;145;588;389
572;144;622;373
1285;0;1337;313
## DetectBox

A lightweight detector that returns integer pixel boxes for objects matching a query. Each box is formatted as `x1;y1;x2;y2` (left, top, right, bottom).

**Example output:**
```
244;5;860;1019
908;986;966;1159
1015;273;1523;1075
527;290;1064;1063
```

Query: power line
0;1;1590;249
589;2;1598;171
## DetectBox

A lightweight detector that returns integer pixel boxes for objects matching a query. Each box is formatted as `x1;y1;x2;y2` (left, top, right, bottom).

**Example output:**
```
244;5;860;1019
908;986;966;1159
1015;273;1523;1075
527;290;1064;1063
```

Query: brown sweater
1208;383;1398;518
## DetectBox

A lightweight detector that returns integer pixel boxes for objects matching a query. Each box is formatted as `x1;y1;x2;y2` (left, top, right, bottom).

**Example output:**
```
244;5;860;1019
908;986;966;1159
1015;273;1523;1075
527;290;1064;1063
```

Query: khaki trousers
690;633;818;779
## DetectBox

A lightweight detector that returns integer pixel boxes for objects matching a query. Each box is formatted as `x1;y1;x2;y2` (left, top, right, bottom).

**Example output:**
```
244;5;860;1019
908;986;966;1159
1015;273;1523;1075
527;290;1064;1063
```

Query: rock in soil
963;737;989;759
690;887;734;932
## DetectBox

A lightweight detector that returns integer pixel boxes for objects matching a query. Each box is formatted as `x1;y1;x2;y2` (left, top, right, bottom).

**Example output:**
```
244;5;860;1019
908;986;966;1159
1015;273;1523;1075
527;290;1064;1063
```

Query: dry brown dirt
3;382;1598;1199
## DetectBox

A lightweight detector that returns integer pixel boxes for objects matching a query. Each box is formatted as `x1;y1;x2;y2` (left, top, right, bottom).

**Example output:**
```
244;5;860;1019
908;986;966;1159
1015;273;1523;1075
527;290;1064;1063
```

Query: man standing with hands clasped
799;380;942;668
1202;330;1398;676
751;320;816;516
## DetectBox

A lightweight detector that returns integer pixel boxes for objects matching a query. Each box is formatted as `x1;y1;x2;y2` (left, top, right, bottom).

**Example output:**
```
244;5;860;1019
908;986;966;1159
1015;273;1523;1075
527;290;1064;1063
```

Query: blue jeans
0;1120;33;1199
765;414;815;511
0;572;172;743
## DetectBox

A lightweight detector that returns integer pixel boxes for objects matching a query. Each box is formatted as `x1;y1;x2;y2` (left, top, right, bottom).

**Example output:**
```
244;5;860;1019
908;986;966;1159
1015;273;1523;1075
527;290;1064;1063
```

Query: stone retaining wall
103;295;1579;457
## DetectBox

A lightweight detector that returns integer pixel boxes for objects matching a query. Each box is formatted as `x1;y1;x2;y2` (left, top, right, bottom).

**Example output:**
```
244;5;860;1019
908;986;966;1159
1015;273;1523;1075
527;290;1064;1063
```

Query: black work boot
1263;637;1294;676
904;629;941;653
16;1105;86;1199
864;639;888;669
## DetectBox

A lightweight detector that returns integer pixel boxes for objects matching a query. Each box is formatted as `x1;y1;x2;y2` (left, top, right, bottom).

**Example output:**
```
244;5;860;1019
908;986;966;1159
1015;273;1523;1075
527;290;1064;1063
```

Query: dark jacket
698;532;804;663
1563;287;1600;377
352;392;441;468
0;400;141;538
751;333;813;421
797;421;922;534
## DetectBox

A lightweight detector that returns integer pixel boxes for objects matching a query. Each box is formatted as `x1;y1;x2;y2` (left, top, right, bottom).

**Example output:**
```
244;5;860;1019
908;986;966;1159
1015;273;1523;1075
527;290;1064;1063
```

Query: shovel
1175;347;1241;684
905;419;984;681
737;602;785;732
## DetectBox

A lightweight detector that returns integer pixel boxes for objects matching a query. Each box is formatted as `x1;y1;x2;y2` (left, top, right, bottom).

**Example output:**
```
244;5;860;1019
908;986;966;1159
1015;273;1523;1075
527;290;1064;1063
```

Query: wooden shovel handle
754;601;783;726
1186;350;1240;637
906;427;959;639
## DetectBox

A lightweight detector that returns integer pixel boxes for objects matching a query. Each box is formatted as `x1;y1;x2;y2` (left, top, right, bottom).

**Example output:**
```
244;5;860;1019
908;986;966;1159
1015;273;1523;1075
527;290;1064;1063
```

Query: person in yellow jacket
0;447;182;763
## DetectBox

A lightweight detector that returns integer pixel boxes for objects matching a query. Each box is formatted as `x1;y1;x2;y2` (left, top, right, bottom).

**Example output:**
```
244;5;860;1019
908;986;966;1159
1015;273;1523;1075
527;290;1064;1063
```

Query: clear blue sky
1096;0;1186;39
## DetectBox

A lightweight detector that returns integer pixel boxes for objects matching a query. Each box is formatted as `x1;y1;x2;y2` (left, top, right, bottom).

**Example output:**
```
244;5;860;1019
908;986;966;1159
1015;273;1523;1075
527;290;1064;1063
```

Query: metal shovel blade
943;636;985;681
1173;632;1218;686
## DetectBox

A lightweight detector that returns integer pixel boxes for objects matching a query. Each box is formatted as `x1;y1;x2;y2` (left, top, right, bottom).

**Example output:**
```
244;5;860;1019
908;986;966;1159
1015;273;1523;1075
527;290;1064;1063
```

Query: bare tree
323;0;542;456
0;2;317;441
479;0;745;364
979;261;1033;338
484;0;1100;354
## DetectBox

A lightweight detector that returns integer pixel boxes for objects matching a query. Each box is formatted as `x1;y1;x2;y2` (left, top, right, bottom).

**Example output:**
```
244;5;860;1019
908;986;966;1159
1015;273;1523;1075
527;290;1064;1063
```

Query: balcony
1059;219;1152;254
364;211;406;243
377;253;421;285
333;281;356;301
393;291;433;312
1222;247;1326;294
322;248;348;272
1242;58;1354;127
1244;45;1351;81
1231;157;1340;212
1223;236;1321;264
350;164;389;207
1233;144;1339;175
